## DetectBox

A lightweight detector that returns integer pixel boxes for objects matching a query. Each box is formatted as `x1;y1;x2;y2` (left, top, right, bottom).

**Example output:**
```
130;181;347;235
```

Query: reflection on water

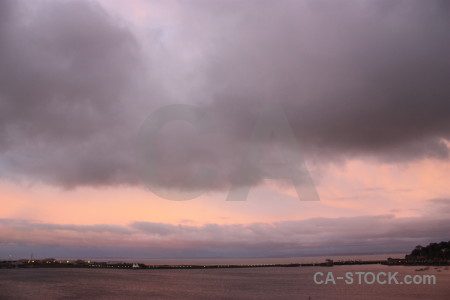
0;265;448;299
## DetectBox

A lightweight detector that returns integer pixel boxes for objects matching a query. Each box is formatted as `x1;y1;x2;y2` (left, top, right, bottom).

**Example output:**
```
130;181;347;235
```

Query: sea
0;255;449;299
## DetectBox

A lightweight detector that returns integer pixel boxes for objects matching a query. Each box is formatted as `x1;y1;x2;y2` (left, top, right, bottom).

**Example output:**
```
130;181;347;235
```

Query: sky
0;0;449;259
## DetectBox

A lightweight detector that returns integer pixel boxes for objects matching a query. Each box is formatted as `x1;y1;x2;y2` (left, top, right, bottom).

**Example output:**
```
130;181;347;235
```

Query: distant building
132;263;140;269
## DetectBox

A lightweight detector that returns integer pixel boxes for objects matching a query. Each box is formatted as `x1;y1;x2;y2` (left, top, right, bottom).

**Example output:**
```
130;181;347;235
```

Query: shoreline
2;258;449;270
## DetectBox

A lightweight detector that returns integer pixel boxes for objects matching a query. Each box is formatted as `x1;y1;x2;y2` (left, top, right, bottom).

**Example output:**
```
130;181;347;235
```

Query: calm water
0;265;448;299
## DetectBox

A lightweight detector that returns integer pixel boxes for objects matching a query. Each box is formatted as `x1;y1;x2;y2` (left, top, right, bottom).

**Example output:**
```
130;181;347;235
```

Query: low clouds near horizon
0;0;449;191
1;198;449;258
0;0;449;258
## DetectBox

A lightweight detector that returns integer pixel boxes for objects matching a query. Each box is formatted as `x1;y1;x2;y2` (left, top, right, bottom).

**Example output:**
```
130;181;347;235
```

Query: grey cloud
0;0;449;191
199;0;450;159
425;198;450;215
129;200;450;250
135;0;450;191
0;0;156;187
1;199;449;256
0;219;133;235
131;222;182;236
0;0;139;142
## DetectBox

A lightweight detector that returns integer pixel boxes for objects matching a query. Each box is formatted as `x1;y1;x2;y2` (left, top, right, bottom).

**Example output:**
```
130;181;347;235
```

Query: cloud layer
0;0;449;191
1;199;449;258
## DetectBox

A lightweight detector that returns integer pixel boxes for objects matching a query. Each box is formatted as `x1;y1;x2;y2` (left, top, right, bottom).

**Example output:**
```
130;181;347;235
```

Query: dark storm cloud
0;0;153;187
196;0;450;160
0;0;139;141
0;0;449;190
135;0;450;191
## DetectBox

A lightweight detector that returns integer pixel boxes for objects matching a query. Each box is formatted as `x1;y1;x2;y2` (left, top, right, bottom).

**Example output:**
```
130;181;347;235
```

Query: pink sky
0;0;449;258
1;157;449;258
